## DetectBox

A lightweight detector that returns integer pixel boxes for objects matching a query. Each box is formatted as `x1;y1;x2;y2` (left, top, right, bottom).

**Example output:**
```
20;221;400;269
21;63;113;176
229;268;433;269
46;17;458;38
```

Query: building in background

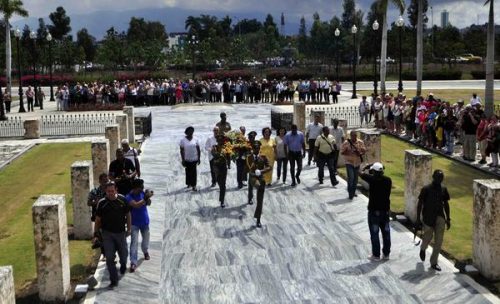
441;10;450;28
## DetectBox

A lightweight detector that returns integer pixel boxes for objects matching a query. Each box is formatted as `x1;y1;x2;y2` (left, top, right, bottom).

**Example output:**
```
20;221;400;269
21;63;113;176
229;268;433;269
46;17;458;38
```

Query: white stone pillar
105;124;120;162
91;139;110;187
0;266;15;304
115;114;129;143
71;161;94;240
358;129;381;167
293;101;306;132
32;195;70;303
123;106;135;143
473;179;500;280
23;119;40;139
404;149;432;223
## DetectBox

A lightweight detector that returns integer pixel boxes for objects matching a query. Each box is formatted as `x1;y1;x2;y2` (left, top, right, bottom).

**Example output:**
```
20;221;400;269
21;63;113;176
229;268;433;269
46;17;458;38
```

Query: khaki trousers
462;134;477;160
421;216;446;266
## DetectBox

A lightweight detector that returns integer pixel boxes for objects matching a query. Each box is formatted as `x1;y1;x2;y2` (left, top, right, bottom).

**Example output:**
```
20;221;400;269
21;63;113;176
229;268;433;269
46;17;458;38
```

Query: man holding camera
126;179;154;272
93;182;131;289
340;131;366;199
360;162;392;261
417;170;451;271
109;148;137;195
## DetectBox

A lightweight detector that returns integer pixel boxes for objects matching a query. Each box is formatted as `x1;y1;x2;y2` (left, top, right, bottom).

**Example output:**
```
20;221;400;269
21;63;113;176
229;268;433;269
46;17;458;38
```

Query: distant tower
280;12;285;35
441;10;449;28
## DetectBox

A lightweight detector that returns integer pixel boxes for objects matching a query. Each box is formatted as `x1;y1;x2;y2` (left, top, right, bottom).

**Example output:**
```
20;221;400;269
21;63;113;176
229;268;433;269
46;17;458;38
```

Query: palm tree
416;0;423;96
0;0;28;97
484;0;495;117
378;0;405;93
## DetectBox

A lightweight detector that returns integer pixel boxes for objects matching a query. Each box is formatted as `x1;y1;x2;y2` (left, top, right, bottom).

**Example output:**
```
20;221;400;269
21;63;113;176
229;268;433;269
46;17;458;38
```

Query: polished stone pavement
87;104;499;304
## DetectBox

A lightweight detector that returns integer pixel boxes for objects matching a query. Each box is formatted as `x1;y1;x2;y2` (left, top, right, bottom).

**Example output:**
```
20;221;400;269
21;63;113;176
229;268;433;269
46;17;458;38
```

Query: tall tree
378;0;405;93
341;0;356;30
48;6;71;40
298;16;308;55
0;0;28;99
76;28;97;62
484;0;495;117
407;0;428;28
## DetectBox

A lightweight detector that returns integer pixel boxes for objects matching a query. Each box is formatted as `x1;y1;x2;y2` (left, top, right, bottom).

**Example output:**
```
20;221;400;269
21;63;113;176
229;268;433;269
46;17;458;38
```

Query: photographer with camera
126;179;154;272
360;162;392;261
340;131;366;199
93;181;131;289
109;148;137;195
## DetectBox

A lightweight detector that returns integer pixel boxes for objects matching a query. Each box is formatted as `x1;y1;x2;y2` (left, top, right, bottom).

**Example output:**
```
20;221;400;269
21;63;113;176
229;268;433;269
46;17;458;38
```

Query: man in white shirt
359;96;370;126
320;78;330;103
306;114;324;166
121;139;141;178
330;118;345;174
205;127;219;187
470;93;482;107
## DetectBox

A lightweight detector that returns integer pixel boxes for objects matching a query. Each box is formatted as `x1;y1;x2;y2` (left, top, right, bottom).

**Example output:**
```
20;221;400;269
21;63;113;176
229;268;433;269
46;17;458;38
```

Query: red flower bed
67;102;125;112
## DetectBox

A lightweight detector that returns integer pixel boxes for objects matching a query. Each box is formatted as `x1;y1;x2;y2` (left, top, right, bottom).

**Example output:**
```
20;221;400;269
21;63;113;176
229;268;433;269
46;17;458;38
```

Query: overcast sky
13;0;496;29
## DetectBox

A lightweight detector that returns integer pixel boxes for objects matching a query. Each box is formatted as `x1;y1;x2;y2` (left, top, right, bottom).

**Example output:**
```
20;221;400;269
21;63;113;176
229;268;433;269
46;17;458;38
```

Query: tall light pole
351;24;358;99
29;31;39;108
334;28;340;81
47;31;55;101
372;20;379;96
14;28;25;113
396;15;404;93
189;35;199;79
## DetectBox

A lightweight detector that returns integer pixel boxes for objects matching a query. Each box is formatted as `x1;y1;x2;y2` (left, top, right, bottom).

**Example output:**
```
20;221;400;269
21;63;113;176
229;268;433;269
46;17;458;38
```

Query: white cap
121;139;129;145
370;162;384;172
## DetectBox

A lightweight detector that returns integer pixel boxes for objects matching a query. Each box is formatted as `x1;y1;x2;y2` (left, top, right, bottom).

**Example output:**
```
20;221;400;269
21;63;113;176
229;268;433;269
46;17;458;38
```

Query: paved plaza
85;104;498;304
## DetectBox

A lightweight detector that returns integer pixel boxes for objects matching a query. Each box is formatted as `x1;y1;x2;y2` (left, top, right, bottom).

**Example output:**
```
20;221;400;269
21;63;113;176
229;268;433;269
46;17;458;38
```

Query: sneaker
368;255;381;261
144;252;150;260
419;250;425;262
120;264;126;275
130;264;136;273
431;264;442;271
221;202;225;208
291;182;296;187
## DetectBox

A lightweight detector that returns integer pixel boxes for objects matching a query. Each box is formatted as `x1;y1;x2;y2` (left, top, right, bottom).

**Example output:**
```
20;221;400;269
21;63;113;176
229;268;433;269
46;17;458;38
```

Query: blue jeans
345;164;359;198
444;130;454;154
368;211;391;257
130;225;150;264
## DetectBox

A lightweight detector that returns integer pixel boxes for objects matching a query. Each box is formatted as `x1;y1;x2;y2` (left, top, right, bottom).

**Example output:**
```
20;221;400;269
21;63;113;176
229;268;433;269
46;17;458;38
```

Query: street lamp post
372;20;379;96
14;28;25;113
396;15;404;93
334;28;340;81
189;35;199;79
29;31;39;108
351;24;358;99
47;31;54;101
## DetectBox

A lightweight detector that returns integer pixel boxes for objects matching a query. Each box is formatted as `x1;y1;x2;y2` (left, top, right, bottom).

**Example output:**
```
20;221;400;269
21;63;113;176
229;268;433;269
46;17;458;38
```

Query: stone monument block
115;114;129;142
23;119;40;139
32;195;70;302
105;124;120;161
404;150;432;223
91;139;110;187
0;266;15;304
123;106;135;143
358;129;381;166
473;179;500;280
293;101;306;132
71;161;94;239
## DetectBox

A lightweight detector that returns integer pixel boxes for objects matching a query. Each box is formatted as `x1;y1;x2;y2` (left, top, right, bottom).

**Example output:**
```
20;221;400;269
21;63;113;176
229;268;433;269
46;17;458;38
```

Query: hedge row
470;70;500;80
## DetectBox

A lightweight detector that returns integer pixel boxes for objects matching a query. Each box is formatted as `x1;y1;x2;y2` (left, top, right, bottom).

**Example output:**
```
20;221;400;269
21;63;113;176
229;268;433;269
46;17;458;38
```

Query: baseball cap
370;162;384;172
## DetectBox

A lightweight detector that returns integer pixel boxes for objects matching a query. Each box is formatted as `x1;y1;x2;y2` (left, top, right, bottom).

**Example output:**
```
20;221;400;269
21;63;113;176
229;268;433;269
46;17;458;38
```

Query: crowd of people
45;77;346;110
358;92;500;168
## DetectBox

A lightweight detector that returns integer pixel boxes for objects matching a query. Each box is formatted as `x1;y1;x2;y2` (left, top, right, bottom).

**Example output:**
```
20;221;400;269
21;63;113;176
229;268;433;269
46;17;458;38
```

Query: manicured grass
381;136;494;260
0;143;96;292
357;89;500;106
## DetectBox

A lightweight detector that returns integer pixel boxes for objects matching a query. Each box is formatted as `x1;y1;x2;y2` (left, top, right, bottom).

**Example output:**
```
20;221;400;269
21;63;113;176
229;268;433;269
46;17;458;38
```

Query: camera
91;238;102;249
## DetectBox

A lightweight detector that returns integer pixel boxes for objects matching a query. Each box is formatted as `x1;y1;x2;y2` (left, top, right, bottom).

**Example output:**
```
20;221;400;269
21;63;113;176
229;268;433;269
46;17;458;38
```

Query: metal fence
40;113;116;136
0;116;24;138
306;105;373;129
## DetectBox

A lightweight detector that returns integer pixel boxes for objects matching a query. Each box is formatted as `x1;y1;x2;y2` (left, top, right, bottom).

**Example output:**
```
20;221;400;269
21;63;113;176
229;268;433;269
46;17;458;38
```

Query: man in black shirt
109;148;136;195
93;182;131;289
417;170;451;271
360;162;392;261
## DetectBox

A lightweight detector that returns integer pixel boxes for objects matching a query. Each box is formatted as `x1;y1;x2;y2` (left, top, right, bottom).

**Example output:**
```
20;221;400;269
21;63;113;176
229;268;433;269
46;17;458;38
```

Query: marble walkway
87;104;499;304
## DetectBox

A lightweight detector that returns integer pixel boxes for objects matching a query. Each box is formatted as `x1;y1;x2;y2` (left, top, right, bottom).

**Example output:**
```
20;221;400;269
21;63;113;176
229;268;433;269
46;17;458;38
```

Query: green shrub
470;70;500;80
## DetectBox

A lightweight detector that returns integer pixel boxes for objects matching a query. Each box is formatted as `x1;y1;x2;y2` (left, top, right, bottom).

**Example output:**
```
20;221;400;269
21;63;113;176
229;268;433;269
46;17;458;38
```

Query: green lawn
0;143;96;293
380;136;494;260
